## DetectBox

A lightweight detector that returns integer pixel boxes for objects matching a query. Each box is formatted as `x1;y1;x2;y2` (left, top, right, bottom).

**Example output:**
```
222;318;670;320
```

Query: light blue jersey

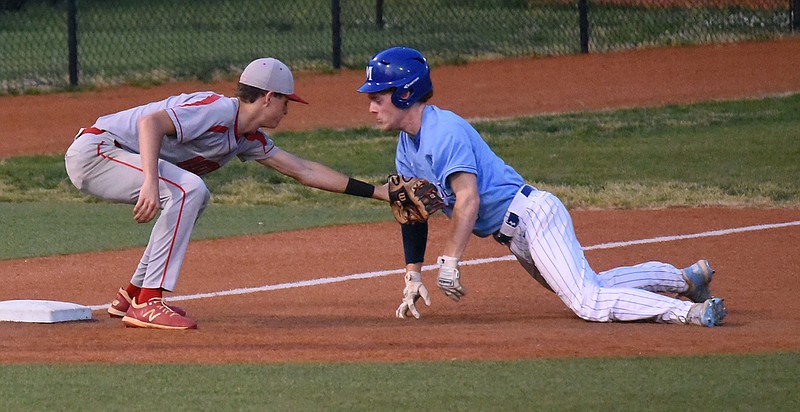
395;105;525;237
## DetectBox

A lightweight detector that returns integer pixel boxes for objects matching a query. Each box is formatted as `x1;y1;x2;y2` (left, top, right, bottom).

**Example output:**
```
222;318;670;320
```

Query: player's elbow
293;174;314;187
289;167;320;189
455;192;480;219
289;162;316;186
138;111;175;136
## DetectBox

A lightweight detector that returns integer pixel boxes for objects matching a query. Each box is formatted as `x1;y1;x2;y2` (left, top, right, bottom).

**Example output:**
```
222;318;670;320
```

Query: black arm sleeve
401;222;428;265
343;177;375;198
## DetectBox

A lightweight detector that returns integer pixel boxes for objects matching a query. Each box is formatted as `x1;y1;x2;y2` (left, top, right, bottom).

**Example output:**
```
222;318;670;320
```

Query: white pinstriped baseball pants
65;132;210;292
508;189;695;324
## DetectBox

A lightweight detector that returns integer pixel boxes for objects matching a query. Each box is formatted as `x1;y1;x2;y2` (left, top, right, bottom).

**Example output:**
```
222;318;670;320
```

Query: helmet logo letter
366;66;373;81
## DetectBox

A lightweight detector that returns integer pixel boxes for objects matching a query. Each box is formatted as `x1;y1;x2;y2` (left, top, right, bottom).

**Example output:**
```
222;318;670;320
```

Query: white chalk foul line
88;219;800;311
582;220;799;251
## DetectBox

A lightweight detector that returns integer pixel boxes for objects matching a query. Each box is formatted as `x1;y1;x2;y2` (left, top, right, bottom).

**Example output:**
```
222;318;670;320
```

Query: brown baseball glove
387;174;445;224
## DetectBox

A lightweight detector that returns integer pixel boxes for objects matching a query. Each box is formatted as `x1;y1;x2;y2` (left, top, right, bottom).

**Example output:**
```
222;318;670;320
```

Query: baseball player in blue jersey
65;58;389;329
357;46;728;326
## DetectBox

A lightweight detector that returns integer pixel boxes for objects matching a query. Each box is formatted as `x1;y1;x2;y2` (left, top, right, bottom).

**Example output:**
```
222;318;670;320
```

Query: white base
0;300;92;323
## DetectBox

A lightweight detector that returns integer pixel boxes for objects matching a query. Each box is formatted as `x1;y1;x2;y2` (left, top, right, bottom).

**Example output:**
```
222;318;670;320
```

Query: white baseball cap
239;58;308;104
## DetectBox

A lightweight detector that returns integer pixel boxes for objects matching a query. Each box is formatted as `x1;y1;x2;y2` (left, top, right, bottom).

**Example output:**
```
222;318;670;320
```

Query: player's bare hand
133;180;160;223
437;255;466;302
396;271;431;319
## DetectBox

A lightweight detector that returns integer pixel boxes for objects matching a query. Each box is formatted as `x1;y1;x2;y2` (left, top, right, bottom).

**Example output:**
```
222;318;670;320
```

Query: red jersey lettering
176;156;221;176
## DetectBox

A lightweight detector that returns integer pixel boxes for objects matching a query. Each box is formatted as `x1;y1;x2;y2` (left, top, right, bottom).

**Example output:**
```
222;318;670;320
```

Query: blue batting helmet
357;47;432;109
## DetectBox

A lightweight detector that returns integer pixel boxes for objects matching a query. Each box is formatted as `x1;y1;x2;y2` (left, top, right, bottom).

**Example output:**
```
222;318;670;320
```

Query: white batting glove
437;255;466;302
395;271;431;319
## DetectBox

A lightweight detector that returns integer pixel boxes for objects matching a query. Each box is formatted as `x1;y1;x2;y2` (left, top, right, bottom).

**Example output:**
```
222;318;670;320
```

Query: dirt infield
2;209;799;363
1;39;799;363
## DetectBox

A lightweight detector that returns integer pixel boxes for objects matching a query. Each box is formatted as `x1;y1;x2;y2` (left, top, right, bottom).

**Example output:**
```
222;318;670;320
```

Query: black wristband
401;222;428;264
344;177;375;198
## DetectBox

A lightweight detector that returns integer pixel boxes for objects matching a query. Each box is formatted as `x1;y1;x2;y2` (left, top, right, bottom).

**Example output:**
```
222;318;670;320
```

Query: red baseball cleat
122;297;197;330
107;288;186;318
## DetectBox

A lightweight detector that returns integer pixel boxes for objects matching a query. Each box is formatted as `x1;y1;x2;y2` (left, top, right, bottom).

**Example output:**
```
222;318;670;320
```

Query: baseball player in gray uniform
65;58;389;330
357;46;727;326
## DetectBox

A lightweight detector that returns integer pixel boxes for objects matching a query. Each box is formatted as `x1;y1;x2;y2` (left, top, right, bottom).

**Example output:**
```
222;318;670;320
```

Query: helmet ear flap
391;85;415;109
390;69;432;109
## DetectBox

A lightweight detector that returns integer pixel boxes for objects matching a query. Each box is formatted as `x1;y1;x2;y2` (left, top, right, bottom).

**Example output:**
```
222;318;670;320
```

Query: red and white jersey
92;91;280;175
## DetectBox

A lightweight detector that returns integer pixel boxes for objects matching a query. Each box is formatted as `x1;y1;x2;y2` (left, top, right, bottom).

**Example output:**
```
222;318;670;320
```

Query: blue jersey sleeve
430;128;478;196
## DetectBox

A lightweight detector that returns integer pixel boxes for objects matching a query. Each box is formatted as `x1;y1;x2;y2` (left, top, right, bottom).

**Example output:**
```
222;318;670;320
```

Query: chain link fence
0;0;796;94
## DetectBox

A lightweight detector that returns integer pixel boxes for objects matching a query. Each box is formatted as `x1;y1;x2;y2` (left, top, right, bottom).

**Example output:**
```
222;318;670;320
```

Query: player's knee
558;289;608;322
194;184;212;206
572;307;610;323
182;175;211;208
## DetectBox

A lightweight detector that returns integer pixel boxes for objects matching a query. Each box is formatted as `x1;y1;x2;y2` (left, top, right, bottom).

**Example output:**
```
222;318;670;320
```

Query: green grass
0;202;389;259
1;94;798;259
477;95;800;207
1;353;798;411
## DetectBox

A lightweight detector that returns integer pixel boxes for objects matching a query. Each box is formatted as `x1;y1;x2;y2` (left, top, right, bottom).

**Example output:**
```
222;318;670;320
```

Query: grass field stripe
87;219;800;310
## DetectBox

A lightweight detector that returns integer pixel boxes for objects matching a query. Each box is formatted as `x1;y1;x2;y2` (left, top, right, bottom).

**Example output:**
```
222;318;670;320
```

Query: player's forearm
137;112;175;181
136;122;163;182
442;194;479;258
261;151;387;201
402;221;428;266
372;182;390;202
441;172;480;258
299;160;388;201
342;175;388;201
